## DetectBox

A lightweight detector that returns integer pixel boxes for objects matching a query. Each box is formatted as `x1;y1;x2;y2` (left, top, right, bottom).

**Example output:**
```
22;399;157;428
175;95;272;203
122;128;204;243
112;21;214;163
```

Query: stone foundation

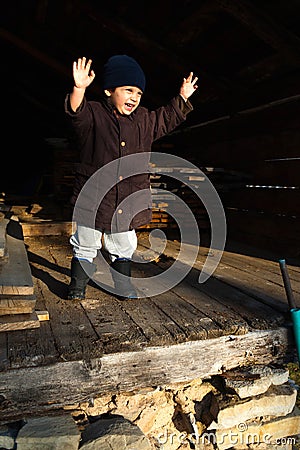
0;364;299;449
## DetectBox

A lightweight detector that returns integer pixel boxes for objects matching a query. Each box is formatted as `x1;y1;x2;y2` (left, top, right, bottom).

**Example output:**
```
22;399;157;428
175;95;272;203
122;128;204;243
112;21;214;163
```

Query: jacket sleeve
151;94;193;142
64;94;93;147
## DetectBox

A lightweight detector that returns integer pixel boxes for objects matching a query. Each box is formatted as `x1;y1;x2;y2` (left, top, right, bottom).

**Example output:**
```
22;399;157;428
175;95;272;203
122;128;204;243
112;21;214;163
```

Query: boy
65;54;198;300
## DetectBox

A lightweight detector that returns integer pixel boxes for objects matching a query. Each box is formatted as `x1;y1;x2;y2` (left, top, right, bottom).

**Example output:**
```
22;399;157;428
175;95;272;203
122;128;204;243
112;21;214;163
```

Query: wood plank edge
0;327;293;419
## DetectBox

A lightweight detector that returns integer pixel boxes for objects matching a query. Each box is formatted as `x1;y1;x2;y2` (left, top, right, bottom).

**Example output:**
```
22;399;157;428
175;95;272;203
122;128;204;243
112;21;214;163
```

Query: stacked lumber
0;207;41;332
44;137;78;220
140;163;210;231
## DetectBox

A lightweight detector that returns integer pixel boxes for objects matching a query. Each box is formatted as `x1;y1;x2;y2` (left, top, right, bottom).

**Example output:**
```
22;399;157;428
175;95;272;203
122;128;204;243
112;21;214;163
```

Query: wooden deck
0;223;299;422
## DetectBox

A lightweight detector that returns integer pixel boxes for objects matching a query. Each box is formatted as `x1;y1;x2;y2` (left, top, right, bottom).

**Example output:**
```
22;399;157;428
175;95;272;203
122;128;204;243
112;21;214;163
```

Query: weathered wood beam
0;232;34;296
21;222;74;238
0;312;40;332
0;328;293;421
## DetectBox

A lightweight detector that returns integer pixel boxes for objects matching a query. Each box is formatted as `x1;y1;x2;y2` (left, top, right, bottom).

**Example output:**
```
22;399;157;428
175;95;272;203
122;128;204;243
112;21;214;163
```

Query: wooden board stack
0;206;41;331
145;164;210;231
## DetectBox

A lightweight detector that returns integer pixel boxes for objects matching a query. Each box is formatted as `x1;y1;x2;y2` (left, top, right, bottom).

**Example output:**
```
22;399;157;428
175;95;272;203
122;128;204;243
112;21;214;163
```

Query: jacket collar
101;95;136;121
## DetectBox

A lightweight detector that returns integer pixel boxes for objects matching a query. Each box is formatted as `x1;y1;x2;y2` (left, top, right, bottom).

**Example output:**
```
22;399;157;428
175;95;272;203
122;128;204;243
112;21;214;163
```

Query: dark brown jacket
64;94;193;232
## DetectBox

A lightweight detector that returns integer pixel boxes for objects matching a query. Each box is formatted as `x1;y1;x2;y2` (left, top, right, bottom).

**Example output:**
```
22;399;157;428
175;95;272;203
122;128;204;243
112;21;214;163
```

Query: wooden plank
0;312;40;332
33;268;104;362
187;175;205;181
0;295;36;315
138;222;177;229
7;321;59;369
214;242;300;280
217;250;300;294
137;235;296;314
6;278;99;368
189;271;286;329
202;265;294;313
36;310;50;321
150;166;203;174
0;233;34;295
0;328;293;421
21;222;74;237
137;259;249;338
81;294;148;353
0;332;9;371
137;238;285;330
172;280;250;333
150;290;222;340
6;286;58;369
118;296;187;346
0;218;8;258
180;244;297;312
24;235;106;362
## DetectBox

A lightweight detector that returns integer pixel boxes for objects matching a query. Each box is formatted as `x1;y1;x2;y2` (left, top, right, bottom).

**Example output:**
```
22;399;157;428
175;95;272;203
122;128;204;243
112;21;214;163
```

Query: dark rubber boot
67;257;96;300
110;258;137;299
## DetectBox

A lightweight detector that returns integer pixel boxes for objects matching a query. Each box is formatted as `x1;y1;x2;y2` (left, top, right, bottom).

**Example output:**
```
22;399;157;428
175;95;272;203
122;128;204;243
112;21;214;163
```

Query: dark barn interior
1;0;300;257
1;1;300;433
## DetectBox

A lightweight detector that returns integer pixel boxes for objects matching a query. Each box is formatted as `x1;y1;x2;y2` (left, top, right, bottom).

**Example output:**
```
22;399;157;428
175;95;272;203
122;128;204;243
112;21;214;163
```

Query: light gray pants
69;224;138;263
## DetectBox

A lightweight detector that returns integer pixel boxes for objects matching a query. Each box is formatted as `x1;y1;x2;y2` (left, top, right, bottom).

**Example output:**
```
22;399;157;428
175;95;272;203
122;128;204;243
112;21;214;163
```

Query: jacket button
118;209;123;214
120;141;126;147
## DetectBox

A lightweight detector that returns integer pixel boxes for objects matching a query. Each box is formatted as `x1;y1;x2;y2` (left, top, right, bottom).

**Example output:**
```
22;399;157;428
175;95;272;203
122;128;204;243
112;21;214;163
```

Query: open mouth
124;103;134;111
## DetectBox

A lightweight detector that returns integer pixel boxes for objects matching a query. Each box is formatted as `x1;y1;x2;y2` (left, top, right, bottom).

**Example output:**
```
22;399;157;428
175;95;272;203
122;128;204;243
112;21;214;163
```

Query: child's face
106;86;143;115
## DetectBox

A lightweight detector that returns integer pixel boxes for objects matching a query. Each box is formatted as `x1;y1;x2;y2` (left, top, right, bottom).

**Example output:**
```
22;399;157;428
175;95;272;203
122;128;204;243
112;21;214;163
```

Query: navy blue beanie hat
103;55;146;92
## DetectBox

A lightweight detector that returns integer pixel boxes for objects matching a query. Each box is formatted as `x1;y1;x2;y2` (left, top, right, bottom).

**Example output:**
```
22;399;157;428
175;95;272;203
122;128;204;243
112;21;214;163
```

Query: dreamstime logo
73;152;226;297
156;427;297;447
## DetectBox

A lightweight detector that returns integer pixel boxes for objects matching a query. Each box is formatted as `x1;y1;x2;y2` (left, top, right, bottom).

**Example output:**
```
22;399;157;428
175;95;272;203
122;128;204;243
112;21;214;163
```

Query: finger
77;58;82;70
86;59;92;71
192;76;198;85
186;72;193;81
78;57;86;69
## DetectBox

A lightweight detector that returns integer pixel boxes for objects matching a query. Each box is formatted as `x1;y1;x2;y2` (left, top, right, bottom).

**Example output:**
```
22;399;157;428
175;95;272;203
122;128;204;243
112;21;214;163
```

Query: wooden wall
154;99;300;259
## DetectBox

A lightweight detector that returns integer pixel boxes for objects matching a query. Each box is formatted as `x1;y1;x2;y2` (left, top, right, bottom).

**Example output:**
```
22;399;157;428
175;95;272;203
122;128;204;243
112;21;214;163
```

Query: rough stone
69;366;298;450
224;365;289;399
77;378;216;447
80;415;152;449
16;414;81;450
0;422;20;449
215;406;300;450
208;383;297;430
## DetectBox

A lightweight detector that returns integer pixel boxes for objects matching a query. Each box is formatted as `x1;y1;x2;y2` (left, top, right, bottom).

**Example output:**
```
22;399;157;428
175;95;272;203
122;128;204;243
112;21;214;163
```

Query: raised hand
73;57;96;89
180;72;198;100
